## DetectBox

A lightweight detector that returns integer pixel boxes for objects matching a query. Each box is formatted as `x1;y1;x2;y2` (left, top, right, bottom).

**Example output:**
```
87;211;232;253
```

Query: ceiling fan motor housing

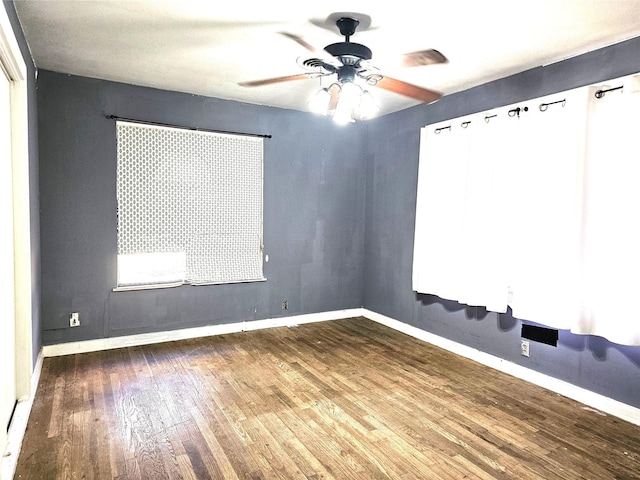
324;42;372;62
337;65;359;83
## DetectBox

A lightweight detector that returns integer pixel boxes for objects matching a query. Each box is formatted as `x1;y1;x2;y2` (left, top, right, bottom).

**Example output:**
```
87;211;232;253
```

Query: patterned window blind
116;121;264;287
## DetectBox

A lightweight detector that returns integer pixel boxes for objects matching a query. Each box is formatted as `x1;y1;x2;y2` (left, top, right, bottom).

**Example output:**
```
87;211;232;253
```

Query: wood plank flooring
14;317;640;479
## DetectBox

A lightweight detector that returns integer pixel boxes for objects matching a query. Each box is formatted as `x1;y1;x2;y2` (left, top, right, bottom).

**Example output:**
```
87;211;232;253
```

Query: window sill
112;277;267;292
112;282;184;292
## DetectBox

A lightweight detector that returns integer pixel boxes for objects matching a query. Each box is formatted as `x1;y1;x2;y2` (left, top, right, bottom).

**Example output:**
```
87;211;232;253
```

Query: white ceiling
13;0;640;116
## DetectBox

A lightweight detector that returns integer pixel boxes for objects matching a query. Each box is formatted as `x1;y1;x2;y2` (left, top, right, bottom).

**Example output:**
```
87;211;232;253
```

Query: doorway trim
1;0;33;402
0;3;35;478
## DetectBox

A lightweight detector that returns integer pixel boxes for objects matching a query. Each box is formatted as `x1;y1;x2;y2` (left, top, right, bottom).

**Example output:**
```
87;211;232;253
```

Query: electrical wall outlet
521;340;530;357
282;300;288;311
70;312;80;327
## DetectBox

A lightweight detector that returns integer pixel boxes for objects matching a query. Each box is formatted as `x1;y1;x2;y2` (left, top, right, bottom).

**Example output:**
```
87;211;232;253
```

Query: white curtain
412;119;473;301
457;111;515;313
413;74;640;346
574;78;640;345
507;90;588;329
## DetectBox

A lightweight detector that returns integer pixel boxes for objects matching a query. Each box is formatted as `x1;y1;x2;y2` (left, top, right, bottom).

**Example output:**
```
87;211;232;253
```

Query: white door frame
0;2;34;416
0;6;35;478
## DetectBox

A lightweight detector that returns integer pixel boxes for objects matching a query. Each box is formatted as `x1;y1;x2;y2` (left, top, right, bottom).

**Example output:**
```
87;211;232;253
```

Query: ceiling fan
238;13;447;122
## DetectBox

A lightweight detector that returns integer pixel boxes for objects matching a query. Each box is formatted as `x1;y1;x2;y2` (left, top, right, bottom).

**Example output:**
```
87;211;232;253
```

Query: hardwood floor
14;317;640;479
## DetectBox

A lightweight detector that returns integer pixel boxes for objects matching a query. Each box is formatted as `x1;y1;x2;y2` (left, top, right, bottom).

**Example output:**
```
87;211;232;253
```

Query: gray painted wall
3;0;41;367
32;19;640;409
37;71;366;344
363;36;640;408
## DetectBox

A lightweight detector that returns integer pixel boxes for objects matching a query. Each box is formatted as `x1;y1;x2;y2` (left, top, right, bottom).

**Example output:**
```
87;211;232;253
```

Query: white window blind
116;121;264;287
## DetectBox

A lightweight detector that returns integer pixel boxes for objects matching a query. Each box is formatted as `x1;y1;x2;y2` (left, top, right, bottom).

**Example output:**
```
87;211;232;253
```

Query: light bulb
333;82;360;125
308;88;331;116
359;90;379;120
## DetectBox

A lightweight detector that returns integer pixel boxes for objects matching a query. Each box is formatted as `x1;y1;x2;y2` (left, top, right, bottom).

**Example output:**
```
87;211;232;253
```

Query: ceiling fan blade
400;49;448;68
376;76;442;103
278;32;342;67
279;32;318;54
328;83;341;112
238;73;312;87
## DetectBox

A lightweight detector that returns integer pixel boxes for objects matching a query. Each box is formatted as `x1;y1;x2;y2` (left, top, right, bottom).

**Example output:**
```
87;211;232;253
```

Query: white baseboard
1;350;44;480
40;307;640;427
42;308;366;358
363;309;640;427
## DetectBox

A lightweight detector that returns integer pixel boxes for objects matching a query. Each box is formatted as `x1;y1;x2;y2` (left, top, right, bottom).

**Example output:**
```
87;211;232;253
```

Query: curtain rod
539;99;566;111
594;85;623;99
105;114;272;139
434;125;451;134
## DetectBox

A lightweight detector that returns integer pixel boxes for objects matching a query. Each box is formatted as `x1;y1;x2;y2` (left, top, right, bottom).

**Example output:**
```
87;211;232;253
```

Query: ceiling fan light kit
240;13;447;124
334;81;364;124
308;80;380;124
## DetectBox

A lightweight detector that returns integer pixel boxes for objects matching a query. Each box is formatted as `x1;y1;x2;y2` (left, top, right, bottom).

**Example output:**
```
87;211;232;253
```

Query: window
115;121;265;289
